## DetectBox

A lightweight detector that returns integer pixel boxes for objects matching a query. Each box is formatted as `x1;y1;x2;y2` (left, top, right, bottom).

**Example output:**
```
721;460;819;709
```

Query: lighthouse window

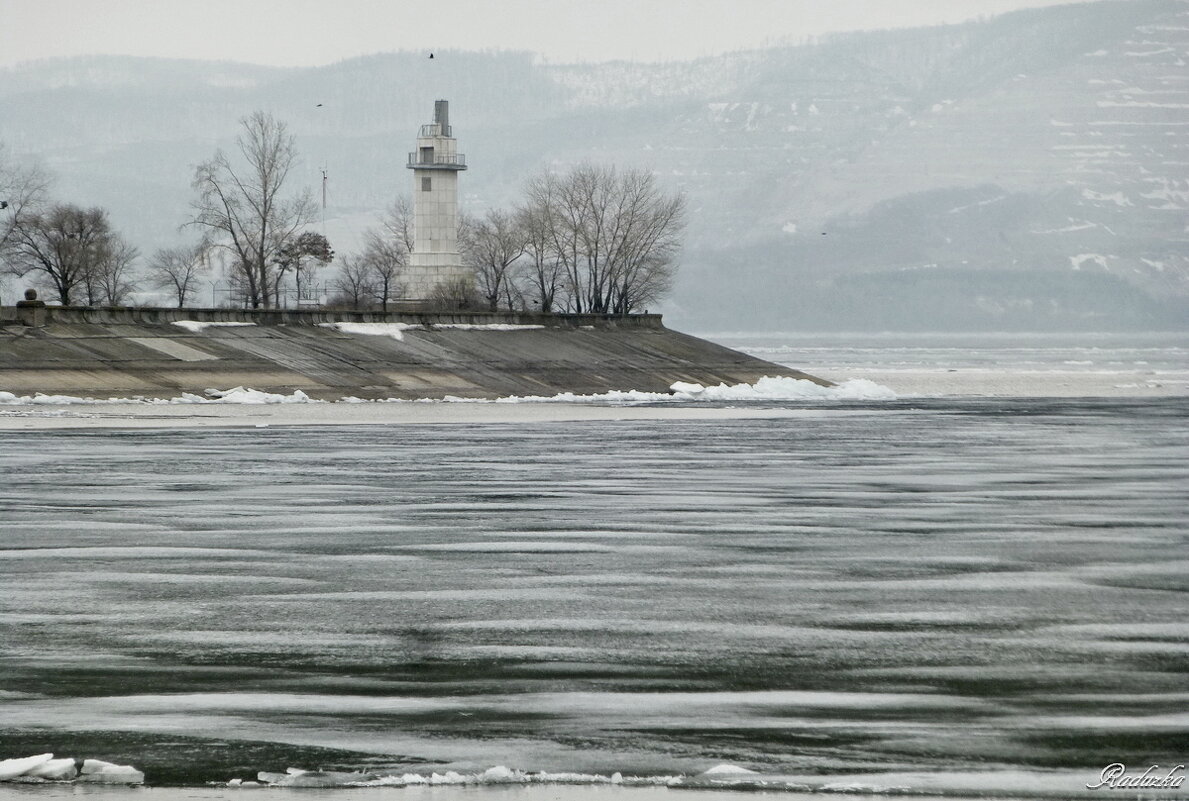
421;177;432;192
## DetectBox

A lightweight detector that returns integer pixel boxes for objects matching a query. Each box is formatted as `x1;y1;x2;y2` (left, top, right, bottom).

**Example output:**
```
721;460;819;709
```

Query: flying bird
315;103;323;107
429;52;434;59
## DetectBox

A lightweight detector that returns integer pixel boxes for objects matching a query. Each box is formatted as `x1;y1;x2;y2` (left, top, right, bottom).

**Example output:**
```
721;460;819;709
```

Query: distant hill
2;0;1186;331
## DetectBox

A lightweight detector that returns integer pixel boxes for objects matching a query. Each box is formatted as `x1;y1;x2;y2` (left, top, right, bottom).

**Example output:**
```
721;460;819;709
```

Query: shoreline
1;768;1182;801
0;402;853;431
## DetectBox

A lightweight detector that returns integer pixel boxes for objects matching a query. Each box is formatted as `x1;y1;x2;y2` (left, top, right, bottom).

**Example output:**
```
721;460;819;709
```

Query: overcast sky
3;0;1101;67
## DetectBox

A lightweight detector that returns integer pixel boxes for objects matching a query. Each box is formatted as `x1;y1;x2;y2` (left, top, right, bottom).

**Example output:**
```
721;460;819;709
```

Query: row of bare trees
189;111;328;308
5;112;685;314
330;198;412;311
2;114;334;308
0;144;141;305
455;165;686;314
323;164;686;314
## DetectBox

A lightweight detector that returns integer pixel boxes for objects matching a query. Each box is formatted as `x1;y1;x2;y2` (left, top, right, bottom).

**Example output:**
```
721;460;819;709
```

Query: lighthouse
405;100;470;301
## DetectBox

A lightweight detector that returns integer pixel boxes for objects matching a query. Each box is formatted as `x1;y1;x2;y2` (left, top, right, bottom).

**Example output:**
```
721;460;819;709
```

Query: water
708;331;1189;397
0;335;1187;797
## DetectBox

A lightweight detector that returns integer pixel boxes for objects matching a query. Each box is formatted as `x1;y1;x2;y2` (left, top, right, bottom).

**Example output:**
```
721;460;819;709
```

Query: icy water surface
709;331;1189;397
1;396;1186;795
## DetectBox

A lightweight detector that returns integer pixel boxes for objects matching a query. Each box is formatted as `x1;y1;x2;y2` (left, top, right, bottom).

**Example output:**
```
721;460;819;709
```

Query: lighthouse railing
407;152;467;168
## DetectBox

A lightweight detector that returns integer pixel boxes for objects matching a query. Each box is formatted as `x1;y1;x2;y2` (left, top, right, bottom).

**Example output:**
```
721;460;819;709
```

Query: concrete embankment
0;306;824;400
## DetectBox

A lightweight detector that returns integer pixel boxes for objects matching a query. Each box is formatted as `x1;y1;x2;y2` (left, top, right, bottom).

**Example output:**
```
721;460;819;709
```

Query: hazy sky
2;0;1102;67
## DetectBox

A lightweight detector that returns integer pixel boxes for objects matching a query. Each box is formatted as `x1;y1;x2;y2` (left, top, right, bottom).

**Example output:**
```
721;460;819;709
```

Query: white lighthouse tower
405;100;470;301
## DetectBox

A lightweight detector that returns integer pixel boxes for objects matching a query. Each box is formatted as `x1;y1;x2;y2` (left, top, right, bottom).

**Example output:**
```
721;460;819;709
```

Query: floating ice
699;764;759;776
171;321;256;332
0;754;134;784
0;754;54;781
0;392;120;405
0;387;316;405
456;375;896;404
1;377;892;407
255;765;678;789
172;386;317;404
24;758;78;781
257;768;377;787
670;376;896;400
78;759;145;784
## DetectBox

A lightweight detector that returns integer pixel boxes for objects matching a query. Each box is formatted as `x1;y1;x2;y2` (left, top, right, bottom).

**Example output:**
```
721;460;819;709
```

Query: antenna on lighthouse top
321;166;328;233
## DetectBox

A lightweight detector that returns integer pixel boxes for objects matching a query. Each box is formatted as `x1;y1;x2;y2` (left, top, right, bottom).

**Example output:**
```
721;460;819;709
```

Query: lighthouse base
404;254;475;304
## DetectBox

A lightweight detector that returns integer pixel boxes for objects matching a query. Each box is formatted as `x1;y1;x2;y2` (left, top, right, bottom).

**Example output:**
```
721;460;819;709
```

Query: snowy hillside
1;0;1185;330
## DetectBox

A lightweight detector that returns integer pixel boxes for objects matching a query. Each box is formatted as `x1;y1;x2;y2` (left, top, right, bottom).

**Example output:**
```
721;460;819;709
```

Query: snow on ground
434;323;547;331
170;321;256;332
318;321;421;340
320;322;546;340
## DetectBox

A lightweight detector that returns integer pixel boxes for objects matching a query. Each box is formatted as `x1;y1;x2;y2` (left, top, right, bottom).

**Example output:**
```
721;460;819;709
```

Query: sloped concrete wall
0;307;823;399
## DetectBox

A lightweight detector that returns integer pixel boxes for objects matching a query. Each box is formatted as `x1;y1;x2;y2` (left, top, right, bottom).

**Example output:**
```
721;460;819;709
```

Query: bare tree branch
518;164;684;314
187;111;316;308
148;240;211;308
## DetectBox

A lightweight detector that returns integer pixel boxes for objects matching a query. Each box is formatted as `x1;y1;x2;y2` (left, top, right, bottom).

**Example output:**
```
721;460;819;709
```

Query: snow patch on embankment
319;321;547;340
170;321;256;332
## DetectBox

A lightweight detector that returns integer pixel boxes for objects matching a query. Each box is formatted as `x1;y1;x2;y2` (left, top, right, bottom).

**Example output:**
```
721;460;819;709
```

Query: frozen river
1;334;1187;797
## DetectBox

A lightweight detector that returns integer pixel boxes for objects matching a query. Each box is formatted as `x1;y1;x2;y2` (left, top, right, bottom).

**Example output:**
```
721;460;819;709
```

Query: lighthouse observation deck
407;151;467;170
407;118;466;170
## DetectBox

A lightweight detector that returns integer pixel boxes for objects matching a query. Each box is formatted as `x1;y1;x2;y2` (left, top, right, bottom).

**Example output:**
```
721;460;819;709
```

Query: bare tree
342;195;414;312
517;201;565;312
148;241;210;308
6;203;118;305
524;170;586;312
87;235;140;306
360;230;404;311
427;276;479;311
604;169;685;314
189;111;316;308
380;195;415;254
521;164;685;314
0;144;52;275
461;208;527;311
331;254;376;309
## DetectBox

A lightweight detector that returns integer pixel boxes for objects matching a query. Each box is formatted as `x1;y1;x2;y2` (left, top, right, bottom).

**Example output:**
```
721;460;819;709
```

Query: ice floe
699;763;760;776
462;376;896;403
78;759;145;784
170;386;317;404
252;765;678;788
0;754;139;784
